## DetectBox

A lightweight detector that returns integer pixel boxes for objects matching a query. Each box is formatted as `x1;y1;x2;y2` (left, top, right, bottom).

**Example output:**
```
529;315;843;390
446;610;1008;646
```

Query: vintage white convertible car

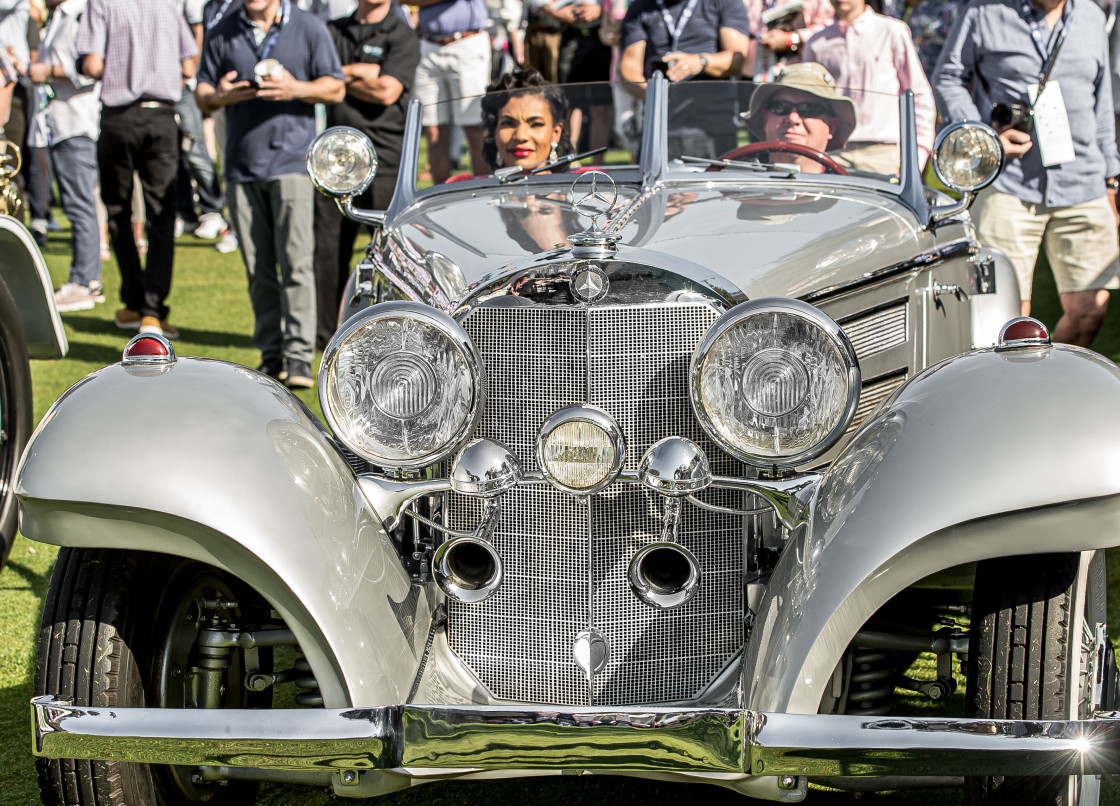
23;78;1120;805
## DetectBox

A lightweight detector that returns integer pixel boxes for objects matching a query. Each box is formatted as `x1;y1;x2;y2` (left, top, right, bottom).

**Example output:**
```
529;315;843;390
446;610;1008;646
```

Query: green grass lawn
2;216;1119;805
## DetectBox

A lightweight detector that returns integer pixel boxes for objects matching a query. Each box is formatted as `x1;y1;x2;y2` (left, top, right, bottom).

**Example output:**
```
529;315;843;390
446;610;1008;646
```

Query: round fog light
537;405;624;494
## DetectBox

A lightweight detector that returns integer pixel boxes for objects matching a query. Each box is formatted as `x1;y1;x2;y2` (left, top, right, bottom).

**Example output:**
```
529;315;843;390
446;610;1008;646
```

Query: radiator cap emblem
573;628;610;677
568;171;622;259
570;264;609;303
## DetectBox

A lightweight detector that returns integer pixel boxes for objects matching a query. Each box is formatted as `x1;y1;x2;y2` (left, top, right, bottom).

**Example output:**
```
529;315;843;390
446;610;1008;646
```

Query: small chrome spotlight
629;542;701;609
432;536;503;604
451;439;523;497
638;437;712;496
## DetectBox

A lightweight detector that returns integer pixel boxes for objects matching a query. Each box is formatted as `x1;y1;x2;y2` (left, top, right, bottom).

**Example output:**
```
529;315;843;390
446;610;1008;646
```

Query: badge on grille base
573;628;610;678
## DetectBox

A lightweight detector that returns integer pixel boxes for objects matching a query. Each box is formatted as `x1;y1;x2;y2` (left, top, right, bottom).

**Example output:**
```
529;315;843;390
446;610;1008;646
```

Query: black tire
35;548;271;806
0;273;33;571
967;551;1103;806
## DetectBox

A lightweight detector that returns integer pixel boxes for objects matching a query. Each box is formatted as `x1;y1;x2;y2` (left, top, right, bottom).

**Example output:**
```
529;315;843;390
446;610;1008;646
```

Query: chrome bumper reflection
31;696;1120;778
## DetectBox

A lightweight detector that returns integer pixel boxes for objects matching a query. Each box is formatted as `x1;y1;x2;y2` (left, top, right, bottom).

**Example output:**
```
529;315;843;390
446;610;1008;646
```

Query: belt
102;99;175;114
422;28;485;46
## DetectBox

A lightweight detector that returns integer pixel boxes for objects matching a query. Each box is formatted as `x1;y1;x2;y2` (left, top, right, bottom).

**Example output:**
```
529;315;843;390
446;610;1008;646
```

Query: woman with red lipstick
480;69;575;174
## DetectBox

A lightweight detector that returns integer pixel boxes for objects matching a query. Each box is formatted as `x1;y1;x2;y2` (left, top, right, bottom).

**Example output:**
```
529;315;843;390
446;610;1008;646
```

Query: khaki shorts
973;188;1120;300
416;33;492;128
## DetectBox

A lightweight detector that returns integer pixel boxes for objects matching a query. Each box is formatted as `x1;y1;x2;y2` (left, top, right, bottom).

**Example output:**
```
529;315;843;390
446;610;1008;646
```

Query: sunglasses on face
765;99;832;119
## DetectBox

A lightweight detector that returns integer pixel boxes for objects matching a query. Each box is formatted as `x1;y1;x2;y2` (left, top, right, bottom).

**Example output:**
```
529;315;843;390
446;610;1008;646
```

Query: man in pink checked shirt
802;0;935;174
745;0;832;82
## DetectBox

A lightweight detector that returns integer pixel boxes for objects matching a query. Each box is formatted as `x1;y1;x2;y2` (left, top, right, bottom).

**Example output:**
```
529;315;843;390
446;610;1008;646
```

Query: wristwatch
1108;177;1120;190
698;54;709;73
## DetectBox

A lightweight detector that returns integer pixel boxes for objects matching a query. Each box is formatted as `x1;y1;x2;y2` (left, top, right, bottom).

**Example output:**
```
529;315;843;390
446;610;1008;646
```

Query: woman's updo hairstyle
480;69;574;172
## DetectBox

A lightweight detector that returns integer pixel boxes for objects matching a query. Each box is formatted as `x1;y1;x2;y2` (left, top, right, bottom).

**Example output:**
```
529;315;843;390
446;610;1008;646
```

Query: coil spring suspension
293;655;323;707
845;648;895;715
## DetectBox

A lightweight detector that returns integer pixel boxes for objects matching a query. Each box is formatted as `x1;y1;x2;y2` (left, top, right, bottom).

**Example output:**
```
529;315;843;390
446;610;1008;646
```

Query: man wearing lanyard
934;0;1120;347
77;0;198;339
196;0;344;387
412;0;491;183
617;0;749;158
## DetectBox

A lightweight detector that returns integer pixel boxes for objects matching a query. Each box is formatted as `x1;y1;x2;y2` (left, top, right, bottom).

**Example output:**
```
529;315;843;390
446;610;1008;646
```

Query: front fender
743;343;1120;714
17;358;434;707
0;214;66;359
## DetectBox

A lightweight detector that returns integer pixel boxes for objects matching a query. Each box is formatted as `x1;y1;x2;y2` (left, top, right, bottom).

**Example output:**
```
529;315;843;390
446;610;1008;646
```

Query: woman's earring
549;141;558;162
495;152;503;167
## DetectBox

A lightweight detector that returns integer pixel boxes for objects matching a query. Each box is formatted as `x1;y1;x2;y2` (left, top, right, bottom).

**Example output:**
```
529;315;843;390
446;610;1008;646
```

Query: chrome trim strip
32;697;1120;778
800;240;976;304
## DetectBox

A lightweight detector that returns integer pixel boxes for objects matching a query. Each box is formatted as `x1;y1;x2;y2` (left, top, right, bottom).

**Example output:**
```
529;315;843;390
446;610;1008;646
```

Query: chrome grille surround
444;297;912;707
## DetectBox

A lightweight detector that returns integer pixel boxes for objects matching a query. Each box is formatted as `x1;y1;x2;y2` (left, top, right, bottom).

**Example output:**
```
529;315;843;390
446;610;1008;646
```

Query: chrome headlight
690;298;860;468
319;303;483;468
306;126;377;197
931;121;1004;193
537;405;625;494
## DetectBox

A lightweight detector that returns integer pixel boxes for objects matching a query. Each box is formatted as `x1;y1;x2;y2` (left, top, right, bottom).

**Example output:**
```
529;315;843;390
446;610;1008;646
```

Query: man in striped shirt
77;0;198;339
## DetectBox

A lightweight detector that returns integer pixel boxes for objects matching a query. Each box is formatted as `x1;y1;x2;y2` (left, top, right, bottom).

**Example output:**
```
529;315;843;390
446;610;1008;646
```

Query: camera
652;58;675;75
990;102;1033;134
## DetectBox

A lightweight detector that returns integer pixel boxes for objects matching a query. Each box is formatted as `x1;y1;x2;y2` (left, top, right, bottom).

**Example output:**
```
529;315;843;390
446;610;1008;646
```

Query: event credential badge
1028;80;1075;167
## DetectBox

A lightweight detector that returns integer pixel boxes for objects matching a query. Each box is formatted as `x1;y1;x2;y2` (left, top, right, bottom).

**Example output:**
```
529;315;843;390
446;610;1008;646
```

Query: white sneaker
193;212;227;240
215;229;239;254
174;217;188;238
54;282;104;313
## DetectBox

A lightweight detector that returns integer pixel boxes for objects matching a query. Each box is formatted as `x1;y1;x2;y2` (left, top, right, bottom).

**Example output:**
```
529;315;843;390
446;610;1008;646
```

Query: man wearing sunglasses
745;61;856;172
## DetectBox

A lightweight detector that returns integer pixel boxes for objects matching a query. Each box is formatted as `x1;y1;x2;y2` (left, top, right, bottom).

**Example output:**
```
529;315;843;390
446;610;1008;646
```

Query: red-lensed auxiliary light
122;334;176;365
996;317;1051;351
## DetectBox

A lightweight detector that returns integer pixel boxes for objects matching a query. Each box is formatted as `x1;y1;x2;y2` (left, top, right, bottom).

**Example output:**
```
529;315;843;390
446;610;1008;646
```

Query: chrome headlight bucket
690;298;860;468
537;405;625;494
931;121;1004;193
306;126;377;198
319;302;483;468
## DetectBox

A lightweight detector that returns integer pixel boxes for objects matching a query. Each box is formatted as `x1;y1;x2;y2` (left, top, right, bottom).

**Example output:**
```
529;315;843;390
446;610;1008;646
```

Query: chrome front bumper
31;696;1120;779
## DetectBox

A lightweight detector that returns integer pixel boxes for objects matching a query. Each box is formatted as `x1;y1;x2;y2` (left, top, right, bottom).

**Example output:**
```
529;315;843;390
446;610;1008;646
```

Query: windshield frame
387;72;929;223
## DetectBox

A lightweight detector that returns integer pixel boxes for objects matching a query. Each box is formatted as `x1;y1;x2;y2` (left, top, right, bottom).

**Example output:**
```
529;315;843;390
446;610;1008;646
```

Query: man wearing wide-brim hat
745;61;857;173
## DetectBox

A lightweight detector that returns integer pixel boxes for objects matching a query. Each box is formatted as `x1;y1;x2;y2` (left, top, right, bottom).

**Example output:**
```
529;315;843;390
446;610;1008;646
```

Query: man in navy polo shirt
196;0;344;387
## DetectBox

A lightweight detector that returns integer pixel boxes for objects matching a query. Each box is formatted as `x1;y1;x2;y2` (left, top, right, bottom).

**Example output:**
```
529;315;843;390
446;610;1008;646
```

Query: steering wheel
707;142;848;175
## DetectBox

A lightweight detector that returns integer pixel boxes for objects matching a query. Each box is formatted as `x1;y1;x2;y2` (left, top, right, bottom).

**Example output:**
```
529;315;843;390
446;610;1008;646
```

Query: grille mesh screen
449;303;744;706
446;299;910;706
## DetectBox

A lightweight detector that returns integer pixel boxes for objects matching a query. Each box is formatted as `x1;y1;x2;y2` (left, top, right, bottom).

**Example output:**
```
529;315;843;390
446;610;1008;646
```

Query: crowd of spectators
0;0;1118;380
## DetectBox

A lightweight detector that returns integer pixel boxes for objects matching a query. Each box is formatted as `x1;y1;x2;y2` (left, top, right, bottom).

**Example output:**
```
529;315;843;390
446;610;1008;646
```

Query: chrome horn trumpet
432;534;504;604
628;541;701;609
629;437;710;609
433;439;520;603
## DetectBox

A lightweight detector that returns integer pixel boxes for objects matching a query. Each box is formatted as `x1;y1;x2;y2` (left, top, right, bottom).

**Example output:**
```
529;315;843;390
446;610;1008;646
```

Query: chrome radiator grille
448;303;746;707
